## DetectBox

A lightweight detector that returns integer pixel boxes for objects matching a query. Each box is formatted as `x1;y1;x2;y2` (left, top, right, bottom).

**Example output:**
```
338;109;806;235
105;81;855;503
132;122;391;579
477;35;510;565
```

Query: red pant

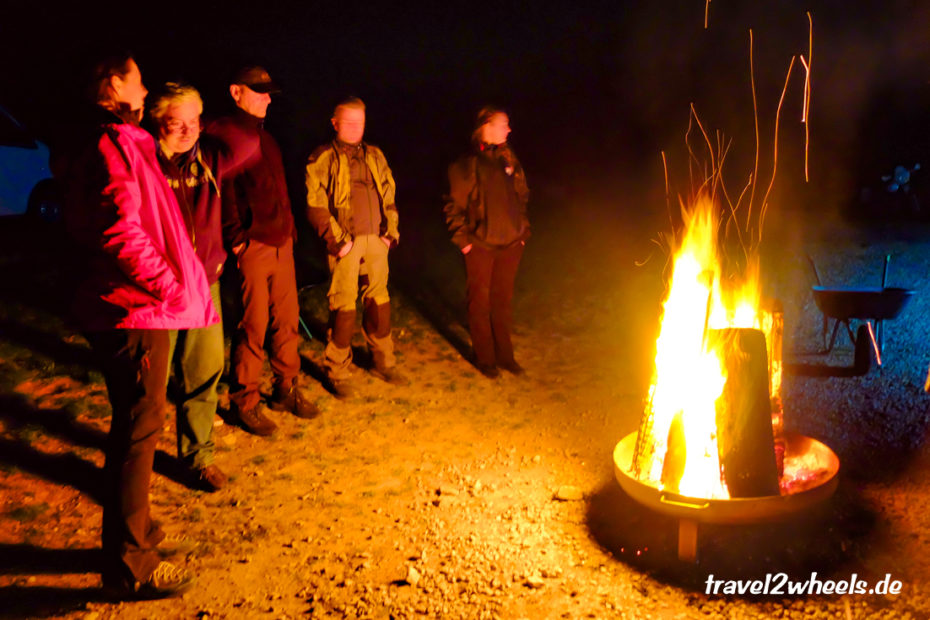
464;243;524;367
231;238;300;410
87;329;170;587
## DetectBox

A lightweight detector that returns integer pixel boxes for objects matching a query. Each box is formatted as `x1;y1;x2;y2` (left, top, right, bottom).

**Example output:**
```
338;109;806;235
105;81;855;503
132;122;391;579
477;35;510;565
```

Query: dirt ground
1;198;929;619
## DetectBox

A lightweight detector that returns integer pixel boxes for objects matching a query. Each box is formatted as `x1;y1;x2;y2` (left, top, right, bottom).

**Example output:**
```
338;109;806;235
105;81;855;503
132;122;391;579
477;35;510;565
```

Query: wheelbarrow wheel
854;324;872;374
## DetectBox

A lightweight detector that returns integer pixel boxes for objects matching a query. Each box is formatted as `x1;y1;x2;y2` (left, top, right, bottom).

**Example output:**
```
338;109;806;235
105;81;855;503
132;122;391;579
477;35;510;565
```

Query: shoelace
151;562;188;586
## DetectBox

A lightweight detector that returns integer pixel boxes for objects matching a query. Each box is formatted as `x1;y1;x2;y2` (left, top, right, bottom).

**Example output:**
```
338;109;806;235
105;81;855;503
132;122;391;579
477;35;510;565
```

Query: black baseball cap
231;65;281;94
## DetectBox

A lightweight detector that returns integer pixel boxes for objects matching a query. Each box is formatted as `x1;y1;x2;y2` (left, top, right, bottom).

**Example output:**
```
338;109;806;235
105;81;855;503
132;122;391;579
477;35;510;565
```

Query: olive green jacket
305;141;399;256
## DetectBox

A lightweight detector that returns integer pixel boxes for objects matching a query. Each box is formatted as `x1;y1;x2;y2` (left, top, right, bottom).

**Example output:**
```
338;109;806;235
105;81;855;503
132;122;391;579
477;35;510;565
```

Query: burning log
708;328;780;498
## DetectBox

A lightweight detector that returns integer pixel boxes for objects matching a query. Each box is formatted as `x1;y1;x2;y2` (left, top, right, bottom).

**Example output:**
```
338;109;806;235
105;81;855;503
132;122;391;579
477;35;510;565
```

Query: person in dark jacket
206;66;319;435
150;82;243;491
67;53;214;599
444;107;530;378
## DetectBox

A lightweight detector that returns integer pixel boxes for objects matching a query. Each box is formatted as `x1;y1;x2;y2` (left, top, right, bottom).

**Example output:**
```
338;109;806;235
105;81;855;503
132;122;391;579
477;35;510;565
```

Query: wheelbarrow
808;254;915;372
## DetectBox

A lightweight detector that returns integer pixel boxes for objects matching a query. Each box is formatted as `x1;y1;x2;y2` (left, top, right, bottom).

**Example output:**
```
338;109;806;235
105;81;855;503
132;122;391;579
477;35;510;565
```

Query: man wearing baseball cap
206;66;319;436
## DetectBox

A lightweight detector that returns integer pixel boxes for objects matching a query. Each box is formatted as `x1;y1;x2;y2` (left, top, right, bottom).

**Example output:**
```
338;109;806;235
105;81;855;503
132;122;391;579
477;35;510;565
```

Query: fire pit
613;430;839;561
614;198;841;561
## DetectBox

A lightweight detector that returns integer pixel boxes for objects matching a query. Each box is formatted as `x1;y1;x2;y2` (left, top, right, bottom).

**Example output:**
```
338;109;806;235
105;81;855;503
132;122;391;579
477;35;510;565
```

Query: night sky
3;1;930;218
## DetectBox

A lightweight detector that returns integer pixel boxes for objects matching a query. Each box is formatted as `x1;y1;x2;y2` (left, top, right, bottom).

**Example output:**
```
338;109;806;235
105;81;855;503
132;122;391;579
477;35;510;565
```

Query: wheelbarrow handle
882;254;890;289
806;254;822;286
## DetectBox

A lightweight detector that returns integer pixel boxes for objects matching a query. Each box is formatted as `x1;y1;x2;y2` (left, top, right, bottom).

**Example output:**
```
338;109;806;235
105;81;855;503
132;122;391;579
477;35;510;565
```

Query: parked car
0;105;60;221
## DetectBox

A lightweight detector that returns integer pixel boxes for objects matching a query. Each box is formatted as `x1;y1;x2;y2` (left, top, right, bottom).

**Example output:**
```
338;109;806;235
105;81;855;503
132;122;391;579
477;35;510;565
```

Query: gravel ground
1;205;930;619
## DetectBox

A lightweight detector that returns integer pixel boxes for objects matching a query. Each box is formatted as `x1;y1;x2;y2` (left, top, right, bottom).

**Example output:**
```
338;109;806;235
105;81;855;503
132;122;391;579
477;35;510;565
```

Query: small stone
405;566;421;587
554;486;584;501
439;486;459;497
525;576;545;589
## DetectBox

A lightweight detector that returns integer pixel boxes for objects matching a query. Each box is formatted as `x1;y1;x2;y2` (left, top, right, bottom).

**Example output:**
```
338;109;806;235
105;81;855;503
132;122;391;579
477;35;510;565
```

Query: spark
759;55;796;242
748;29;760;228
801;11;813;182
662;150;673;230
704;0;711;29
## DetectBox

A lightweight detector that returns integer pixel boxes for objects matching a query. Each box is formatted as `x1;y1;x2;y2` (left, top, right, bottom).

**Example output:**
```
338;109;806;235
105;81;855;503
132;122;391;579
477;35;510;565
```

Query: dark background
2;0;930;228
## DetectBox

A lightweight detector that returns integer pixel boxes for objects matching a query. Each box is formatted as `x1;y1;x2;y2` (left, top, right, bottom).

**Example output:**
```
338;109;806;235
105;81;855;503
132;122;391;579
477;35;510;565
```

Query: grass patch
14;424;44;443
85;402;111;419
251;455;266;466
6;502;49;522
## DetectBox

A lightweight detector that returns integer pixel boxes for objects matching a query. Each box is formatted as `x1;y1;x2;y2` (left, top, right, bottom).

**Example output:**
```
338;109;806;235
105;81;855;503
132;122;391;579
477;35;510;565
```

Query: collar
234;107;264;129
336;139;365;155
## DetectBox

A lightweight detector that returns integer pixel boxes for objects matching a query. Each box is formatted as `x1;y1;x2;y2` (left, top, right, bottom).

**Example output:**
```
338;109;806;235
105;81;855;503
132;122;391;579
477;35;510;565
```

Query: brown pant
231;238;300;411
86;329;170;587
464;243;524;368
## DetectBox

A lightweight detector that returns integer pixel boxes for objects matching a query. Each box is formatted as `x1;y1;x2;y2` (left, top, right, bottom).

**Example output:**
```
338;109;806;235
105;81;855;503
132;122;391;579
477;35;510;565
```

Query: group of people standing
64;54;531;598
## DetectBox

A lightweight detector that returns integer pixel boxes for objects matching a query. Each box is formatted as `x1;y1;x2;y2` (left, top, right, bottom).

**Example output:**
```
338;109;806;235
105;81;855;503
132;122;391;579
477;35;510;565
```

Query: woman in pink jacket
67;53;217;599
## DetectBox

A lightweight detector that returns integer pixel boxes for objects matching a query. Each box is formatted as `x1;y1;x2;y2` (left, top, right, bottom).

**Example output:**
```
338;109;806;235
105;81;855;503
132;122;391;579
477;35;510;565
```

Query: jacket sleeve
96;132;183;301
205;125;252;249
220;176;248;249
513;161;531;240
211;131;261;181
305;149;348;255
443;159;473;250
374;148;399;246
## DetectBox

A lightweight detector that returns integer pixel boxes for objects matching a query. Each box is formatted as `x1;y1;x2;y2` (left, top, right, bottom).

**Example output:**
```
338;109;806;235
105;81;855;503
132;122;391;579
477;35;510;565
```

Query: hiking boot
271;383;321;419
370;365;410;386
192;464;228;492
135;561;195;599
329;378;356;400
498;360;525;376
476;363;499;379
105;561;195;600
156;534;196;559
236;403;277;436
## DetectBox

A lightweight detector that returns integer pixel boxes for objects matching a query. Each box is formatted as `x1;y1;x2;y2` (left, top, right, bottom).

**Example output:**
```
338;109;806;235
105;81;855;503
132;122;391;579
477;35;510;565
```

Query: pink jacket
68;112;218;331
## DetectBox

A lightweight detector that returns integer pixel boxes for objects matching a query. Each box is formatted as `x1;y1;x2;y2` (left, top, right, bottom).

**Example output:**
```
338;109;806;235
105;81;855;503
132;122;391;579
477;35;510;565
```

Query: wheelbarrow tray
812;286;915;321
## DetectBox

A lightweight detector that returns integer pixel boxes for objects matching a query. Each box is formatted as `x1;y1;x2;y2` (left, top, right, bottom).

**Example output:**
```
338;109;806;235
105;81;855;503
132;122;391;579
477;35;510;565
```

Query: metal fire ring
614;431;839;525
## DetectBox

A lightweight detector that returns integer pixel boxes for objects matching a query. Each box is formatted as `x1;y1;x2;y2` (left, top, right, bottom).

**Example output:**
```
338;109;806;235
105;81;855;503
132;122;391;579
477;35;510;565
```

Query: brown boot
364;300;405;384
235;402;277;436
326;310;357;398
271;381;321;419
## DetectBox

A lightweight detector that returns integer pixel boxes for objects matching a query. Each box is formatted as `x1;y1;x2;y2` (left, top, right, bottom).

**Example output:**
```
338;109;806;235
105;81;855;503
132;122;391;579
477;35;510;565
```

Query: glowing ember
631;196;781;499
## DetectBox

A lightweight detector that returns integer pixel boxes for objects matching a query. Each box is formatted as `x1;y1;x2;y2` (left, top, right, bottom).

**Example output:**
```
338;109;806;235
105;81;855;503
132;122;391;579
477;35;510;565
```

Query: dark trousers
86;328;170;587
464;243;524;367
231;238;300;411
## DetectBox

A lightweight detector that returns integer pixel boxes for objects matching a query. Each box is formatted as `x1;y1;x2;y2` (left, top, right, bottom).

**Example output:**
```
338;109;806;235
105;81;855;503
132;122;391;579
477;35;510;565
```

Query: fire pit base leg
678;519;698;562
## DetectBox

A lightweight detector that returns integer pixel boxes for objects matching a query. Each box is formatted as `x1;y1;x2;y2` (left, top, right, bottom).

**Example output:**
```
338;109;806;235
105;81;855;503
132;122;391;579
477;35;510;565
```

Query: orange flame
637;196;770;499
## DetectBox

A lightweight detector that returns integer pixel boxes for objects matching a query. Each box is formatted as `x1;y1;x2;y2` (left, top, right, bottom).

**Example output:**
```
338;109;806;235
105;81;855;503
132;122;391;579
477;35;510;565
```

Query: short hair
148;82;204;125
472;105;507;143
332;96;366;119
90;52;135;104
